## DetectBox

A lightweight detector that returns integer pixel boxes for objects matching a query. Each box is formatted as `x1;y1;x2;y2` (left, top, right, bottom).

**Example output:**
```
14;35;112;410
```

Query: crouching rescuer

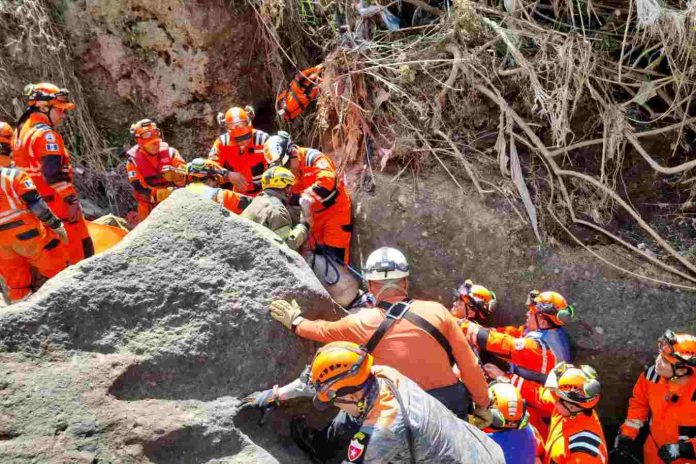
241;341;505;464
241;166;309;251
0;167;68;303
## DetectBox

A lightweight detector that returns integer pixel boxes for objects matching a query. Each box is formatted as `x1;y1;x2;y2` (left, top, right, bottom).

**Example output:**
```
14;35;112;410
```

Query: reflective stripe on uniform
568;431;604;460
0;168;28;224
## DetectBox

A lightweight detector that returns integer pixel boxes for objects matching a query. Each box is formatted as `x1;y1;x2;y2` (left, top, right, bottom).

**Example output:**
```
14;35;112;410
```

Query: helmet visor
366;260;409;275
52;89;75;110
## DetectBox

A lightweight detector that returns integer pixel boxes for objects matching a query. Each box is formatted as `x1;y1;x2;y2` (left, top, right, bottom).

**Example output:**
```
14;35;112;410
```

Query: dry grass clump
0;0;132;214
248;0;696;288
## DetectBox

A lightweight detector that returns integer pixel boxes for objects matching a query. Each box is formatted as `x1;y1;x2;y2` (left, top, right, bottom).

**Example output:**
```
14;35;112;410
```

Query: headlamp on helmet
364;247;410;282
658;330;696;372
456;280;497;317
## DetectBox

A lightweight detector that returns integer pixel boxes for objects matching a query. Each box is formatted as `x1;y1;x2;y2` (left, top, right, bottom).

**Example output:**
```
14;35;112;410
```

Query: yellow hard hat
261;166;295;190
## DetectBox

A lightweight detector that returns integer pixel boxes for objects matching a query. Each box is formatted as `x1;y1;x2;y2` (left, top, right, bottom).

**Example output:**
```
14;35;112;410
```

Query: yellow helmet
186;158;225;183
261;166;296;190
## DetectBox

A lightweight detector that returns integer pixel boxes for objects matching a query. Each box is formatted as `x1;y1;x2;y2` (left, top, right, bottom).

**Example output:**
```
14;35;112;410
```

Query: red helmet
23;83;75;110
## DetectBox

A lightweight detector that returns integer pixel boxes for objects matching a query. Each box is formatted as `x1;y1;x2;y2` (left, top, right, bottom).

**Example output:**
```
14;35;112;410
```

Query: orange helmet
527;290;574;326
545;362;601;410
130;119;162;148
223;106;253;145
658;330;696;372
489;381;529;429
310;341;374;410
0;122;12;161
23;83;75;110
453;279;496;320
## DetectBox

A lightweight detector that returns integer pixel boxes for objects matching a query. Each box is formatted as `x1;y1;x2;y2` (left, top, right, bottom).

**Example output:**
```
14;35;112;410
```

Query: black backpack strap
364;299;413;353
381;376;416;464
401;311;457;367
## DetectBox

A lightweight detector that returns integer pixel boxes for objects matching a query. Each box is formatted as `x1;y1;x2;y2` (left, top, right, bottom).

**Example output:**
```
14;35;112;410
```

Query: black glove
614;434;633;454
658;443;681;464
239;387;279;426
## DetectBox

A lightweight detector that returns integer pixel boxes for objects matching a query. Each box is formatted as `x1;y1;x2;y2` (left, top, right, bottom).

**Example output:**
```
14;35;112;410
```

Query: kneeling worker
185;158;251;214
241;166;309;251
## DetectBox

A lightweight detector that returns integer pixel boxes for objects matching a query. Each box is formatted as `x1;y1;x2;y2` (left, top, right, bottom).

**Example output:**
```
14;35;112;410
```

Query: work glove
468;406;493;430
269;299;303;330
299;193;314;226
613;434;633;454
53;223;69;244
227;171;249;192
658;443;683;464
161;165;187;186
64;195;82;223
239;386;280;426
155;187;174;203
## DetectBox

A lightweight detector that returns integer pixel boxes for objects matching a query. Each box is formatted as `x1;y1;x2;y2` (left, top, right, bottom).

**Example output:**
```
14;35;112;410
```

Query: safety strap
381;376;416;464
364;299;412;353
373;300;457;366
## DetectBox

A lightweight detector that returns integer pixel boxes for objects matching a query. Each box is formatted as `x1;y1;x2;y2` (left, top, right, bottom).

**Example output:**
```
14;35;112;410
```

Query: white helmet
364;247;410;281
263;131;293;166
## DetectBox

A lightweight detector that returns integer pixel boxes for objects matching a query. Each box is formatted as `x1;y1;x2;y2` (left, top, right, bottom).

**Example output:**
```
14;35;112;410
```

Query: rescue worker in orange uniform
615;330;696;464
12;83;94;264
263;132;352;264
498;362;607;464
451;279;497;323
463;290;573;437
0;167;69;303
240;342;505;464
183;158;251;214
485;381;545;464
208;106;269;196
125;119;186;221
266;247;490;462
0;122;14;168
276;65;324;121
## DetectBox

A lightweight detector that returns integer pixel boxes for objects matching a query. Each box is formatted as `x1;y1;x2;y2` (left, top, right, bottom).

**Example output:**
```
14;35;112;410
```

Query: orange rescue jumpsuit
619;365;696;464
463;321;561;438
13;112;93;264
295;297;489;408
183;183;251;215
0;167;69;301
208;129;269;196
126;142;186;221
293;146;352;264
519;381;608;464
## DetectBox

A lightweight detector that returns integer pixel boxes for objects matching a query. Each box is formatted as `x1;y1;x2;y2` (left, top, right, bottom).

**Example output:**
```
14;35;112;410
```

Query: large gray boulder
0;189;343;463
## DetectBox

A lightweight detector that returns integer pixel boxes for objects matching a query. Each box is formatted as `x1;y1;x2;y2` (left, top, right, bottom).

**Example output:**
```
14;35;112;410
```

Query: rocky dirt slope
0;190;343;463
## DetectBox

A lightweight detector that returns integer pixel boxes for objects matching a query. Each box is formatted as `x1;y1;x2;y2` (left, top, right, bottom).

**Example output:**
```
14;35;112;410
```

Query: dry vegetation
251;0;696;288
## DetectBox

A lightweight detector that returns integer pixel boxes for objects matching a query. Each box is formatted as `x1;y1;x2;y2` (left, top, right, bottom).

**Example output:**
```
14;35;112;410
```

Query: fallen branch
435;128;491;196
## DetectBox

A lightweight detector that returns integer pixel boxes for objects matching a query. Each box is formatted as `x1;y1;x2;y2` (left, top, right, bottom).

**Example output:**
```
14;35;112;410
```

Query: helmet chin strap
374;282;408;301
669;363;693;381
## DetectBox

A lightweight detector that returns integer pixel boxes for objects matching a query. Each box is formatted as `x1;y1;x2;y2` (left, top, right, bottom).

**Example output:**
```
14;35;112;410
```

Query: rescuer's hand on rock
269;299;303;330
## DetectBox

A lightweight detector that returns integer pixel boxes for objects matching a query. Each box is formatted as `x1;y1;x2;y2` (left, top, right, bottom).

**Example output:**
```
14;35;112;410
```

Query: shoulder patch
348;431;370;463
514;338;526;351
315;158;330;169
44;132;56;142
22;179;34;189
45;143;60;152
128;170;137;179
568;431;602;458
